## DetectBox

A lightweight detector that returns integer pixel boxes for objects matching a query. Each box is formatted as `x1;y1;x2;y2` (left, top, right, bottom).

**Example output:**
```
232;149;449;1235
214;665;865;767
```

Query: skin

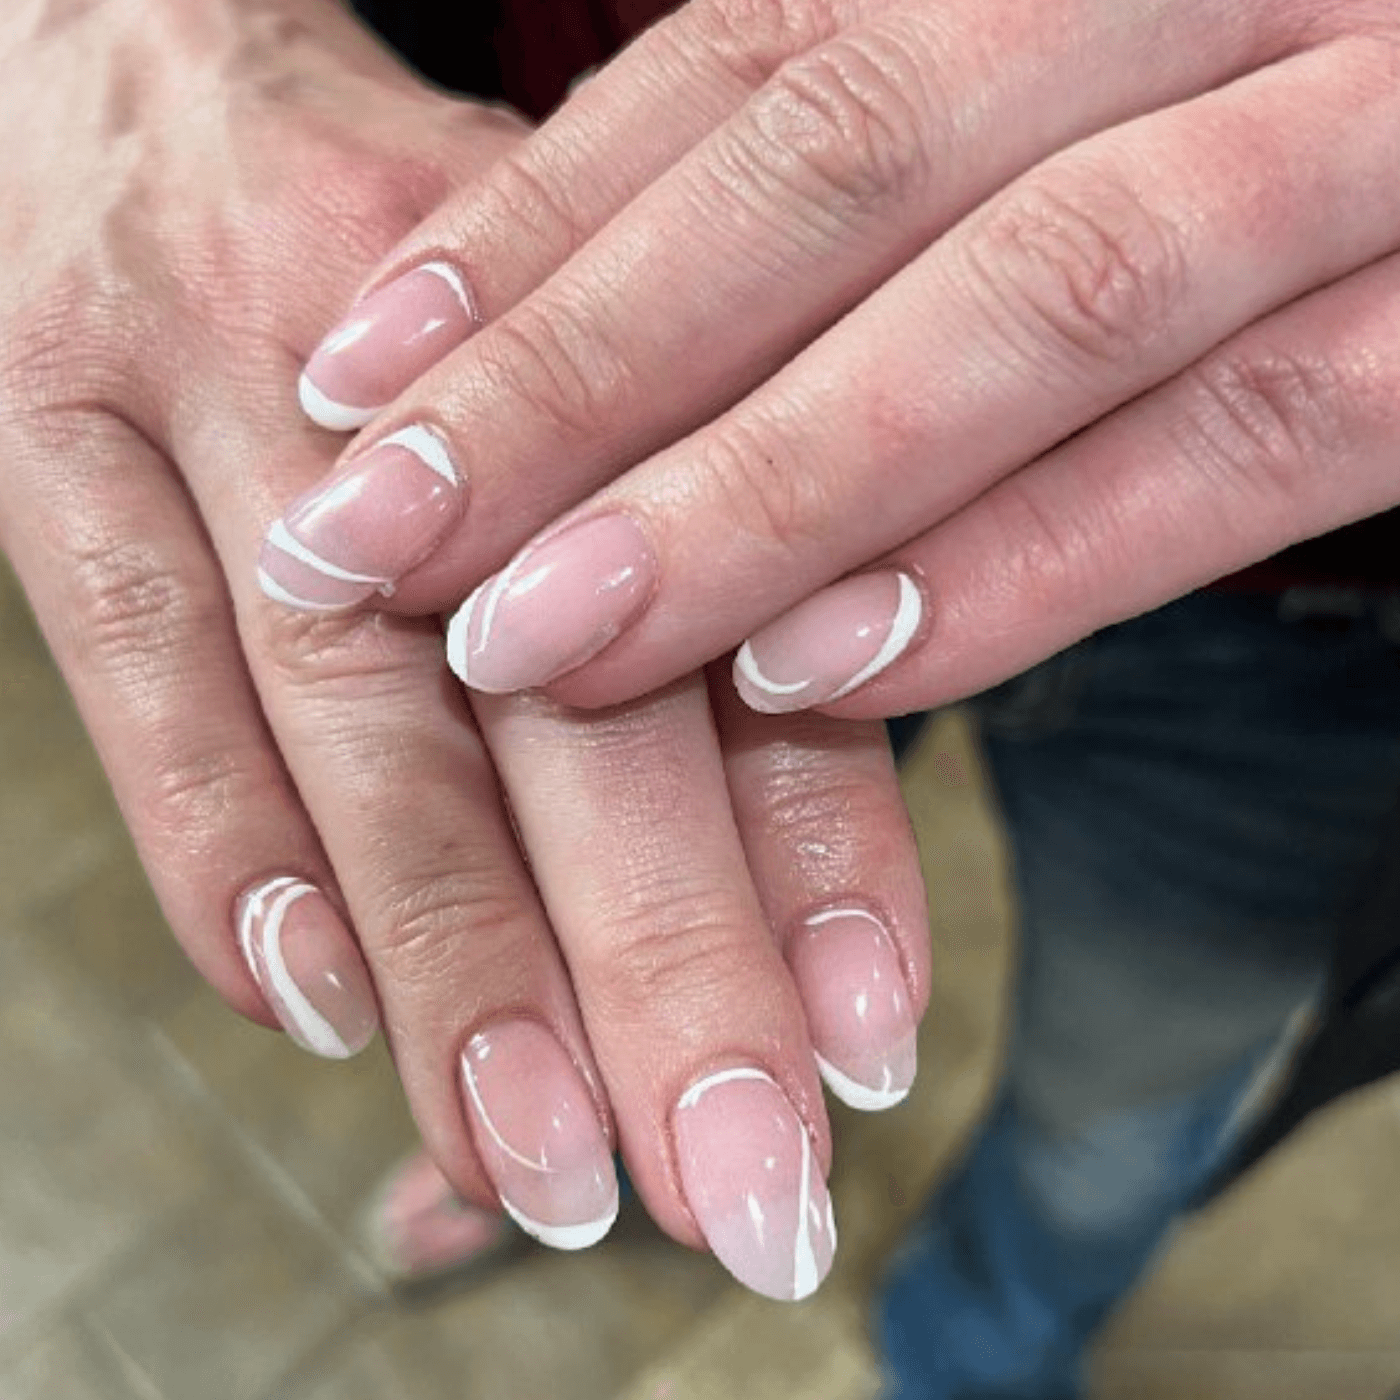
291;0;1400;715
0;0;930;1282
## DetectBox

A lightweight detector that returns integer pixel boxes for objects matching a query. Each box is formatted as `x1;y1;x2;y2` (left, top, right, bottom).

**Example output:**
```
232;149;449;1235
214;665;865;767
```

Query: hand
260;0;1400;717
0;0;930;1299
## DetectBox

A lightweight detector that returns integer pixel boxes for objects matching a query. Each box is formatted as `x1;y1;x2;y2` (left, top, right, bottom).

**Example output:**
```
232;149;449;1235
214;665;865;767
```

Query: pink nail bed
673;1067;836;1301
445;513;656;693
734;570;922;714
300;261;477;431
460;1019;618;1250
237;877;379;1059
258;425;462;612
790;907;917;1111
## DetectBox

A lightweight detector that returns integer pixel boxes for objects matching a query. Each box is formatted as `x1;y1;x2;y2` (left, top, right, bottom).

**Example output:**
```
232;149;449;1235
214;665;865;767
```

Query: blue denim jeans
878;588;1400;1399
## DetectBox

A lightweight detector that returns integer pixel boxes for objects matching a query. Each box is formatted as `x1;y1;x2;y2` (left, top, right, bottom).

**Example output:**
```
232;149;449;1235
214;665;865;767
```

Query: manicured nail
300;262;477;431
446;513;656;693
258;425;462;612
734;571;922;714
673;1067;836;1301
460;1020;618;1250
790;908;917;1111
237;877;379;1059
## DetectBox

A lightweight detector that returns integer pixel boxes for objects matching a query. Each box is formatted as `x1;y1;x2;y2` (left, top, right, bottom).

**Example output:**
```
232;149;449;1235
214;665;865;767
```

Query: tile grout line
140;1022;390;1300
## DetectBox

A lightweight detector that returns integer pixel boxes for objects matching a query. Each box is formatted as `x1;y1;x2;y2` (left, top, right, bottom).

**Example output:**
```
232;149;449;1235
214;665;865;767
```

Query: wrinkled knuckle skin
369;871;536;996
140;745;264;862
477;298;633;444
1178;342;1359;501
687;0;852;88
59;535;220;679
745;33;935;217
252;606;428;700
968;165;1191;372
697;420;833;565
577;888;771;1036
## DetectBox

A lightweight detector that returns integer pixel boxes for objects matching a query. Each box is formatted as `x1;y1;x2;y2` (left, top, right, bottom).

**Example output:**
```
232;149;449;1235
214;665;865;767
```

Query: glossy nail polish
734;571;922;714
446;513;656;693
672;1067;836;1301
237;876;379;1059
460;1020;618;1250
300;262;477;431
258;425;462;612
790;907;917;1111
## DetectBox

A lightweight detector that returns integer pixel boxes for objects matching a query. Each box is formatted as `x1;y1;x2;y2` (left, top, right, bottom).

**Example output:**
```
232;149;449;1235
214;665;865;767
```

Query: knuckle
252;607;423;700
139;744;260;857
477;296;633;442
694;419;832;564
1177;340;1359;500
370;869;534;991
478;149;592;261
968;163;1191;371
59;535;215;675
743;32;936;216
685;0;850;88
579;886;762;1030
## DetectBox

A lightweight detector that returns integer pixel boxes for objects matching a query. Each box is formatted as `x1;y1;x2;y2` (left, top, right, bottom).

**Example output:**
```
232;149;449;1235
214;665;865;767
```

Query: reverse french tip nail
237;876;379;1059
445;513;656;694
673;1066;837;1301
300;261;477;431
791;907;918;1112
259;424;463;612
734;570;923;714
460;1020;618;1251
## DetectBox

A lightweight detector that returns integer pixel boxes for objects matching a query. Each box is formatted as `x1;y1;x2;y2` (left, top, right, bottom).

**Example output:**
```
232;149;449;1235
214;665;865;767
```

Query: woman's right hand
0;0;930;1298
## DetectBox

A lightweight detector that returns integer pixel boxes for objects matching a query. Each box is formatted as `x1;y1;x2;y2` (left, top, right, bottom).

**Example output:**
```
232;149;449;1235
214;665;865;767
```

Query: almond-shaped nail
237;877;379;1059
300;262;477;431
673;1067;836;1301
258;425;462;612
734;571;922;714
460;1020;618;1250
790;908;917;1111
446;513;656;693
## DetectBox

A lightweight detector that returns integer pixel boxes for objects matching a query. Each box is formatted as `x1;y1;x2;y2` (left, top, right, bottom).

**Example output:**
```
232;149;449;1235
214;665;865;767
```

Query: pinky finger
733;249;1400;719
0;410;379;1057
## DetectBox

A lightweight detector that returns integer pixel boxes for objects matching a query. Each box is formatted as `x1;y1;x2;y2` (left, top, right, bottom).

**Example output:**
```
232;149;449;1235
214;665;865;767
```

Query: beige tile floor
3;554;1400;1400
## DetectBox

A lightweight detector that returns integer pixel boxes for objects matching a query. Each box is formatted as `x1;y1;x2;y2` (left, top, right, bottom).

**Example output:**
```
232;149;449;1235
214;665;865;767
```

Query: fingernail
460;1020;618;1250
790;908;917;1111
673;1067;836;1301
258;425;462;612
734;571;922;714
446;513;656;693
300;261;477;431
237;876;379;1059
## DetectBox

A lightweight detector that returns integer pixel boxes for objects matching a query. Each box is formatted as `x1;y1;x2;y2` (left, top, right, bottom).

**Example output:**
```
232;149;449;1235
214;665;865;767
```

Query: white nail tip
500;1197;619;1251
444;584;482;685
733;641;813;705
240;879;356;1060
257;567;358;614
675;1065;775;1112
420;261;474;316
814;1052;912;1113
298;373;380;432
266;520;386;587
378;424;459;484
828;572;922;701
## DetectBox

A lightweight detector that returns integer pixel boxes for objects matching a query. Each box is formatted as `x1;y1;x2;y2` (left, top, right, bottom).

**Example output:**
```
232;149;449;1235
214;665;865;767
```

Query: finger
0;406;378;1055
710;671;929;1109
172;376;621;1248
472;676;839;1300
440;35;1400;707
744;244;1400;716
262;0;1293;614
290;0;871;430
